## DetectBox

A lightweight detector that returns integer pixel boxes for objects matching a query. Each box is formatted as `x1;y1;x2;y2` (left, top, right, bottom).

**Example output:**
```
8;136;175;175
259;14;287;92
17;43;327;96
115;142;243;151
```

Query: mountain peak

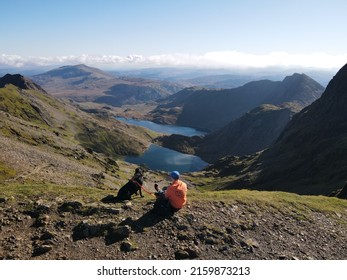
319;63;347;101
282;73;314;84
40;64;115;80
0;74;44;91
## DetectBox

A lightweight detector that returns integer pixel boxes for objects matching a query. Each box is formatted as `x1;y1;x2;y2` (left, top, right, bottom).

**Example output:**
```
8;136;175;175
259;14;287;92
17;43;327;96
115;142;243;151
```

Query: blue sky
1;0;347;69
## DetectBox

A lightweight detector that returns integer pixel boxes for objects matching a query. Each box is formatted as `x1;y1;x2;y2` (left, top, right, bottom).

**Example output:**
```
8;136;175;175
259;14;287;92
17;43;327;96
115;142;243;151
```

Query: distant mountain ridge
216;63;347;195
154;74;322;162
150;73;324;131
37;64;115;80
32;64;184;104
114;67;335;87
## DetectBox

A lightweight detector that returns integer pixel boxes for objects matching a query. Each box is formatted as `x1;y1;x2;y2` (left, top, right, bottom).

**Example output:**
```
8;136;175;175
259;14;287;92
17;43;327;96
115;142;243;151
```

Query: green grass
0;85;45;125
0;161;17;181
0;183;108;203
188;188;347;215
26;89;61;110
76;121;146;157
1;182;346;218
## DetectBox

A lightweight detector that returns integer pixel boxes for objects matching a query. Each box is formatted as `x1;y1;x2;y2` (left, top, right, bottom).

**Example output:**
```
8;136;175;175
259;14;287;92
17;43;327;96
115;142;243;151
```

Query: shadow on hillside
135;211;168;232
101;194;121;203
118;209;169;233
102;195;175;232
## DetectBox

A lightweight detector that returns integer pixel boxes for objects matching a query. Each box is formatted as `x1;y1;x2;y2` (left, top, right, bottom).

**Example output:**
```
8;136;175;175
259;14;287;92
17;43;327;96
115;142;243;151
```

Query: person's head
169;171;180;180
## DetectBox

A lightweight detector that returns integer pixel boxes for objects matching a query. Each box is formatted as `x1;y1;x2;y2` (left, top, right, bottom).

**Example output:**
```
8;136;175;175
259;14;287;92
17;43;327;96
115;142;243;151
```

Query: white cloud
1;51;346;69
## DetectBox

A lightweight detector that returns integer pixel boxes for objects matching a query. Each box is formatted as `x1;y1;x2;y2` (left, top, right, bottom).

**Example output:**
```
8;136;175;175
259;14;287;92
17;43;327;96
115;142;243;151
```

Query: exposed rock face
334;182;347;199
0;74;45;91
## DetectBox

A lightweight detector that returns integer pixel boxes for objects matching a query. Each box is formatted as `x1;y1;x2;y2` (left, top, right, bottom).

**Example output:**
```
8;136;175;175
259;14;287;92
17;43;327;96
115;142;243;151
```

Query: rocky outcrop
0;74;45;91
333;182;347;199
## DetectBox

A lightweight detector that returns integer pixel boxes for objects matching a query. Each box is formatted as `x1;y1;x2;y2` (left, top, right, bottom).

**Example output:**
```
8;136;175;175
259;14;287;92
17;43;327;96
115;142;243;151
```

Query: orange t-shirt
165;179;187;209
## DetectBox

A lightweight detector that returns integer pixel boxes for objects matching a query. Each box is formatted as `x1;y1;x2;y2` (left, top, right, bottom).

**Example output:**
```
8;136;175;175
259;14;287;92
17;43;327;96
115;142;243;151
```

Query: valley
1;63;347;260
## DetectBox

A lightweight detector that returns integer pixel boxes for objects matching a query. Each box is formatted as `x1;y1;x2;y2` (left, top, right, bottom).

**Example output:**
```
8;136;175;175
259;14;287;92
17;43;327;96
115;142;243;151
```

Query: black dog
116;168;144;200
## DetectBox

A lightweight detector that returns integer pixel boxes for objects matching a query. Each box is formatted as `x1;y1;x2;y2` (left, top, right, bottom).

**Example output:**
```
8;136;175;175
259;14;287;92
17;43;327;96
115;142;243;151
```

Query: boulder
106;225;131;244
34;215;50;227
120;241;134;252
58;201;83;213
72;221;113;241
32;245;52;257
240;238;259;251
175;250;190;260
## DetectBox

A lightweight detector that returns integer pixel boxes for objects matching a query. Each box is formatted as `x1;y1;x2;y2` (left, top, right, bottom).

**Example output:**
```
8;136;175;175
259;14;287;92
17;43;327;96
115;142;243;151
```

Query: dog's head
135;167;144;176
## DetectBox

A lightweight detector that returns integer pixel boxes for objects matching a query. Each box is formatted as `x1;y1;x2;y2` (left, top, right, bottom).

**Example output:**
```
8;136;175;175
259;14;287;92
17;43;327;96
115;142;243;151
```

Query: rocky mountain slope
1;184;346;260
32;64;183;105
196;104;299;162
149;73;324;132
0;74;153;187
213;63;347;195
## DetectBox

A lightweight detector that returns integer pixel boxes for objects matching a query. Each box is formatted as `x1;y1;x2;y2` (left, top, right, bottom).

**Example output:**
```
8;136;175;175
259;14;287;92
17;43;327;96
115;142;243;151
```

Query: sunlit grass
0;161;17;180
188;188;347;214
1;183;346;217
0;183;108;202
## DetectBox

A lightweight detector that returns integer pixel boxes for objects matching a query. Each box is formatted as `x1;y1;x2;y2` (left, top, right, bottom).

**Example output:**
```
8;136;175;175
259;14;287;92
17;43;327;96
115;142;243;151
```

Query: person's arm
164;184;173;199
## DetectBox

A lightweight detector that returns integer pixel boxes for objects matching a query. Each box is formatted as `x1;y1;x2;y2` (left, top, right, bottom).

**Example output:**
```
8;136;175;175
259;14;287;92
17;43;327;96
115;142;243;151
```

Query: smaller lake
116;117;206;137
116;117;209;172
125;144;208;173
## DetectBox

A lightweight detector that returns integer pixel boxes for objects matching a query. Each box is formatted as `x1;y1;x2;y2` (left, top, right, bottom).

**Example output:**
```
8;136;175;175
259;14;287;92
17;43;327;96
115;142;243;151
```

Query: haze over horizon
1;0;347;70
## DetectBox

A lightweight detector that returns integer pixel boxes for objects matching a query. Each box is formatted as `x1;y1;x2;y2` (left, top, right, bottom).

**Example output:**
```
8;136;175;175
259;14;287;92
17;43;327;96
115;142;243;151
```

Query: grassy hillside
0;85;47;124
0;76;153;188
1;182;346;215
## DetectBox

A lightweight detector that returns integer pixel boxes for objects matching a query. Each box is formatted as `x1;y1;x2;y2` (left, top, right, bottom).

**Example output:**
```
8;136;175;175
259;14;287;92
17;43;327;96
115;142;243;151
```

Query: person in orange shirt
153;171;187;216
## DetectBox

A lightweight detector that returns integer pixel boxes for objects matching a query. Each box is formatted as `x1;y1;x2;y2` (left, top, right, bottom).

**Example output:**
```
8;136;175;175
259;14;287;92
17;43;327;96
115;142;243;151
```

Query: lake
116;117;209;172
125;144;208;173
116;117;206;137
